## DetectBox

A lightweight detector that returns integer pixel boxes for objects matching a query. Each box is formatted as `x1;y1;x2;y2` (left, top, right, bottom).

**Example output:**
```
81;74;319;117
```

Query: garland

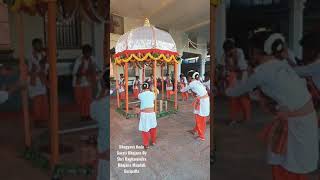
114;52;180;65
21;148;93;179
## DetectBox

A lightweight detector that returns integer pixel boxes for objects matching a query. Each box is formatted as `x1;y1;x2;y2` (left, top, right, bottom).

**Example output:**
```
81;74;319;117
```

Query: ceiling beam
184;20;210;32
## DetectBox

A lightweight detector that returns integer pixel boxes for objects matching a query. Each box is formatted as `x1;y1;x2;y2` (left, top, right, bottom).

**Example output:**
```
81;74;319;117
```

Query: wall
8;13;94;61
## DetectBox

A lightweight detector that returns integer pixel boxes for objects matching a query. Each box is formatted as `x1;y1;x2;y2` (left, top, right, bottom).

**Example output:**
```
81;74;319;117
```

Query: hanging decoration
80;0;108;24
56;0;79;24
87;0;108;23
114;18;181;65
6;0;47;16
210;0;222;6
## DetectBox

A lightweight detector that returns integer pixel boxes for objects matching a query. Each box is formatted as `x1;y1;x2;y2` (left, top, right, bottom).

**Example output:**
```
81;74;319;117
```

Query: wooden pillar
47;0;59;167
104;11;110;67
115;64;120;108
124;63;129;113
142;64;145;82
174;63;178;109
16;13;31;147
161;65;164;100
159;100;163;112
210;3;217;155
153;60;157;112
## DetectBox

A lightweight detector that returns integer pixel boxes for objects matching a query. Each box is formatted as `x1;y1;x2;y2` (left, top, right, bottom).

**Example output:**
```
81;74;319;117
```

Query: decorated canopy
114;18;180;65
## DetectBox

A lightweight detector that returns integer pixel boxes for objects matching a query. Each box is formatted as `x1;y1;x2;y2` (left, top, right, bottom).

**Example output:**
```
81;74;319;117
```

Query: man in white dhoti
90;69;109;180
225;30;318;179
181;71;210;141
138;82;157;149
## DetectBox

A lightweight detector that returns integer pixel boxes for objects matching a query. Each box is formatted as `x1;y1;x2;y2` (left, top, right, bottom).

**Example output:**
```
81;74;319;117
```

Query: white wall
110;17;144;79
8;13;94;61
9;13;44;59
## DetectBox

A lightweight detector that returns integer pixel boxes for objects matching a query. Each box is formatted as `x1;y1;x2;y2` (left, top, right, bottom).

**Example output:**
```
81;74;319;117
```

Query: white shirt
118;77;125;92
138;91;155;109
181;80;210;116
294;59;320;90
28;51;46;72
226;59;318;173
132;79;141;89
28;51;49;97
72;56;98;87
179;77;188;85
166;79;173;90
227;60;310;111
0;90;8;104
181;80;207;97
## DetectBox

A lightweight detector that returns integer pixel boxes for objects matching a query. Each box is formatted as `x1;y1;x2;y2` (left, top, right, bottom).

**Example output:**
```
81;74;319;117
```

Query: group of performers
116;70;211;103
222;29;320;179
26;39;101;124
131;69;210;149
0;38;108;180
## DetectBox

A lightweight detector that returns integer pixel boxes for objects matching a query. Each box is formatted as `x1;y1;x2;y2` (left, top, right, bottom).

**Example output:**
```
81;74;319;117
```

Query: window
44;14;82;49
0;4;10;50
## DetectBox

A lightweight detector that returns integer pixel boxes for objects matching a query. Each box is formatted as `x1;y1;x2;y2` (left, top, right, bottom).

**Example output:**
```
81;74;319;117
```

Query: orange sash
192;94;209;111
258;117;288;155
140;108;154;113
258;99;314;155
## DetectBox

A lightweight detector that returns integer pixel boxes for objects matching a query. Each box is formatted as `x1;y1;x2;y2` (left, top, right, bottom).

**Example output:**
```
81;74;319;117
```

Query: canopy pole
161;65;164;100
210;3;217;156
47;0;59;167
142;64;145;82
16;13;31;147
153;60;157;112
174;63;178;109
115;64;120;108
124;63;129;113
